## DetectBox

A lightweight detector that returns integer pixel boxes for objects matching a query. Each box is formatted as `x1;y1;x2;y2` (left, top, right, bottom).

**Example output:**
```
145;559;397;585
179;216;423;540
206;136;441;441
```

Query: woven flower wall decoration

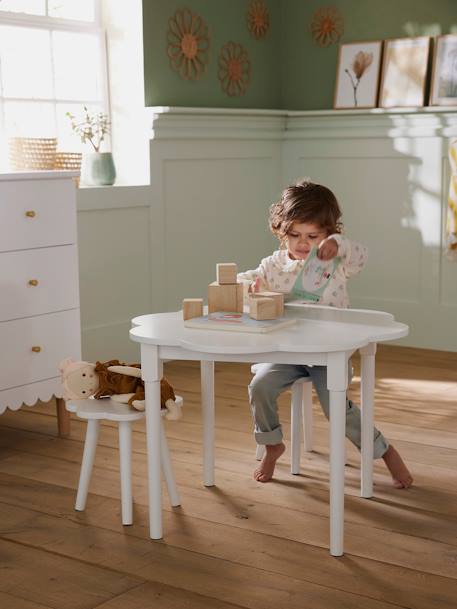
167;8;210;80
310;6;344;47
218;42;251;96
247;0;270;40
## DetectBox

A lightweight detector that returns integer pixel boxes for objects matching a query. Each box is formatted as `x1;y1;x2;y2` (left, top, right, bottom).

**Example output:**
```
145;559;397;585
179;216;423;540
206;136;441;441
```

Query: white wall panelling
76;107;457;355
283;110;457;350
148;108;284;315
76;185;153;362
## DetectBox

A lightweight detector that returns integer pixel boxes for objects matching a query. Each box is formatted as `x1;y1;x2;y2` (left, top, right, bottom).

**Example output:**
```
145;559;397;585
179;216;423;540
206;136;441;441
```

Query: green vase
81;152;116;186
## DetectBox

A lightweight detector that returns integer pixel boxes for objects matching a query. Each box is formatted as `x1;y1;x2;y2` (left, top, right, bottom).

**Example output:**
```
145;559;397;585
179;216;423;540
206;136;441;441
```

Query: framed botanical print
334;40;383;109
430;34;457;106
379;36;431;108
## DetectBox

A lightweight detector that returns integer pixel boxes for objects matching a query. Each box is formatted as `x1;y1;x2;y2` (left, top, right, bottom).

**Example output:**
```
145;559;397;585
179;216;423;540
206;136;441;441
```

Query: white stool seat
251;365;313;474
66;399;145;421
67;396;182;524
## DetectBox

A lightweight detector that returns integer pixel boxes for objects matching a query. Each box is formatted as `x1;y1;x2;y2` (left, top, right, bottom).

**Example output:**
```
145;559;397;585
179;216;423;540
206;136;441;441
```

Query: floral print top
237;234;368;309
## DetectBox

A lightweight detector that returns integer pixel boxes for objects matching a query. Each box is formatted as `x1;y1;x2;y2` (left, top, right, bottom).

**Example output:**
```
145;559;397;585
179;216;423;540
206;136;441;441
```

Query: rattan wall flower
167;8;210;80
345;51;373;106
310;6;344;47
247;0;270;40
218;42;251;96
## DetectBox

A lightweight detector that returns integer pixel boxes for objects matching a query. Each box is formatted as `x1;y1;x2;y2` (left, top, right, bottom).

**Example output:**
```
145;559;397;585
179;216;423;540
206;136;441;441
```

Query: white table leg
141;344;163;540
360;342;376;499
327;352;349;557
201;360;215;487
329;390;346;556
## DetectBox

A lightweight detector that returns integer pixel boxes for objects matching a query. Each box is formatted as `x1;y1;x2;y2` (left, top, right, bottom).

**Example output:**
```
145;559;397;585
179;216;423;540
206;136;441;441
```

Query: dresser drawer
0;178;77;252
0;245;80;322
0;309;81;390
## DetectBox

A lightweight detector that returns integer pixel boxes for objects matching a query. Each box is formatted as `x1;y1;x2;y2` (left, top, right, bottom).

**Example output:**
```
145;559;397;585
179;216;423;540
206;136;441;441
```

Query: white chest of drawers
0;171;81;435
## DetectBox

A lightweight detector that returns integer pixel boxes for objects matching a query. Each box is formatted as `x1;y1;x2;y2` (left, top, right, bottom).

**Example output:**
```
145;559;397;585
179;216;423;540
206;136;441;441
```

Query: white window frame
0;1;110;159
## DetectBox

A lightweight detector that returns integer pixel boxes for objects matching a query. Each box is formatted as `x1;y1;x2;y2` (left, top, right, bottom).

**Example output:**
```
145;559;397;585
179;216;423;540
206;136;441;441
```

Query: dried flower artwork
345;51;373;106
218;42;251;96
167;8;210;80
431;35;457;105
310;6;343;47
379;37;430;108
247;0;270;40
443;48;457;98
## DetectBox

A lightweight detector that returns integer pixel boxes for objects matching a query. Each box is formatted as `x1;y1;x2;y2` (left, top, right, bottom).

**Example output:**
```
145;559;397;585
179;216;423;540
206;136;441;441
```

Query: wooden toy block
208;281;243;313
249;296;277;320
216;263;238;285
250;291;284;317
182;298;204;320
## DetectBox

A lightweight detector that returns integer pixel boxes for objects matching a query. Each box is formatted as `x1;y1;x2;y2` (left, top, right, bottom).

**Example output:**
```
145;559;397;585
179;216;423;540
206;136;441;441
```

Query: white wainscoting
147;107;285;314
283;109;457;350
78;107;457;356
76;186;152;362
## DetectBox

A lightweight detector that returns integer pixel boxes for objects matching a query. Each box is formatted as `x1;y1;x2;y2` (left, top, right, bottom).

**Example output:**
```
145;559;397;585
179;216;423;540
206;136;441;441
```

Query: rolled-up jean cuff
374;435;389;459
254;426;283;445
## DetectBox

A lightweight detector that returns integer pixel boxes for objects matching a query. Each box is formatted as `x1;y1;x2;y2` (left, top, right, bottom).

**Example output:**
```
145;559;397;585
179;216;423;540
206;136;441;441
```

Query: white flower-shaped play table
130;304;408;556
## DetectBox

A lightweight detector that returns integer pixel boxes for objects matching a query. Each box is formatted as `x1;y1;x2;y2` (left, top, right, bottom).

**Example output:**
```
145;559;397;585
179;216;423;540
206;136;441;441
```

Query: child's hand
248;277;261;293
317;237;338;261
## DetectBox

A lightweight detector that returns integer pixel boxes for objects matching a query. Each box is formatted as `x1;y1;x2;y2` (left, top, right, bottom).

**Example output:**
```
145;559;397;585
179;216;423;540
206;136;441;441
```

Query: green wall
142;0;281;109
281;0;457;110
143;0;457;110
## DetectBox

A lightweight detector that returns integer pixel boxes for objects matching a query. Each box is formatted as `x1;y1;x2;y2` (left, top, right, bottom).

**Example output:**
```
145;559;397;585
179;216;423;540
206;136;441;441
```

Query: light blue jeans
248;363;389;459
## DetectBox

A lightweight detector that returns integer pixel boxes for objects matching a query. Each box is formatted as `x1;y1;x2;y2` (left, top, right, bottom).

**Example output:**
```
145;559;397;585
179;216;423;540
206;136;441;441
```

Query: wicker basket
54;152;82;186
54;152;82;171
9;137;58;170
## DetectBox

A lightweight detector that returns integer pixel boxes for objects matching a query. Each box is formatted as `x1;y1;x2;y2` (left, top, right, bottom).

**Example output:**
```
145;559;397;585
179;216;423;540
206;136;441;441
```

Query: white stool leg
302;382;313;452
291;382;303;474
256;444;265;460
160;422;181;507
201;361;215;487
75;419;100;512
118;420;133;525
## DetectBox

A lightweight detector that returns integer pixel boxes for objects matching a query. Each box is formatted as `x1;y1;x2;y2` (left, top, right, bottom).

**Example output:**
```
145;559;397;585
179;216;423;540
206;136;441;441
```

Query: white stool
251;365;313;474
66;396;182;525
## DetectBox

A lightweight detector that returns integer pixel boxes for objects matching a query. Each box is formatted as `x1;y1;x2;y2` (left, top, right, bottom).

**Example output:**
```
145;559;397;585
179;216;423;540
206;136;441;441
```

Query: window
0;0;108;169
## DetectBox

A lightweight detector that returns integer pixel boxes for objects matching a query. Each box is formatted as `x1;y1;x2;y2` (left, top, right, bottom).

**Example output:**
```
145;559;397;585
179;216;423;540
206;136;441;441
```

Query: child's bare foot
254;443;286;482
382;445;413;489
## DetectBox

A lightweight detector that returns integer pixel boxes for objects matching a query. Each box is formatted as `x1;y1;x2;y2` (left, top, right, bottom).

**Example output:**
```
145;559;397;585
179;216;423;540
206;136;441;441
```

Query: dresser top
0;170;79;181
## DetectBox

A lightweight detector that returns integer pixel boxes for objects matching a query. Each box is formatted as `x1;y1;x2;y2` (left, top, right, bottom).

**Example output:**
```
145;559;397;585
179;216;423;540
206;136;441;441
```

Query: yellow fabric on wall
447;141;457;260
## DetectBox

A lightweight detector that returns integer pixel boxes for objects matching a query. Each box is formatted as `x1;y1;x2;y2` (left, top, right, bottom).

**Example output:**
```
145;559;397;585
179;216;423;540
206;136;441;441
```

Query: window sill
76;182;151;211
78;180;150;189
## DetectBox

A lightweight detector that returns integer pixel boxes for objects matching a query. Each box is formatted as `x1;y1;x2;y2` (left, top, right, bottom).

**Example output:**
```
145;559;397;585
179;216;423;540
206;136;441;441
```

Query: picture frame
379;36;431;108
430;34;457;106
334;40;383;109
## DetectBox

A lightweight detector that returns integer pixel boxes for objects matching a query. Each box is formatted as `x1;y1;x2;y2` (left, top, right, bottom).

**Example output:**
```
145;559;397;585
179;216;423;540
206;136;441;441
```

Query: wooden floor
1;345;457;609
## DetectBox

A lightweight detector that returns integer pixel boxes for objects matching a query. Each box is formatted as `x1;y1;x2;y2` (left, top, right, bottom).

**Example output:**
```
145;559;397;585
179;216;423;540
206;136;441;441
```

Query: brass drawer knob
28;279;39;286
31;346;42;353
25;210;36;218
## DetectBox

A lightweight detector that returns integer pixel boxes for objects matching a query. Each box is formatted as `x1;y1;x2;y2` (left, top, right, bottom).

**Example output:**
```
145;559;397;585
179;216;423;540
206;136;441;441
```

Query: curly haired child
238;179;413;489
